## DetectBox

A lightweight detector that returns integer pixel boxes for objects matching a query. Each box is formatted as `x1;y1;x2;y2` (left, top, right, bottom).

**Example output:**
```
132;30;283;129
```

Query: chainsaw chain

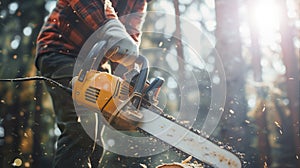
136;111;247;168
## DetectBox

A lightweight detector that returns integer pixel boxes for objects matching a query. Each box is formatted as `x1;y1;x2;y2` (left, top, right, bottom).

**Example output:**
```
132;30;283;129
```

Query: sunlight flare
251;0;282;45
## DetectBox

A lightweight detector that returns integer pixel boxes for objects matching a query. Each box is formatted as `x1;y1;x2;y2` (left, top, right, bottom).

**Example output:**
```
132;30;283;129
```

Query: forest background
0;0;299;167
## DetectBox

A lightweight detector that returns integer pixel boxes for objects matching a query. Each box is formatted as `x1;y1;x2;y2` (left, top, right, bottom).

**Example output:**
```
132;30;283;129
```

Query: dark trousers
37;53;103;168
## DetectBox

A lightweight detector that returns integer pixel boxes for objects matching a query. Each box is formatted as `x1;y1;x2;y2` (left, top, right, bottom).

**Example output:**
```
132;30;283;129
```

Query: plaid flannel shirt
36;0;150;62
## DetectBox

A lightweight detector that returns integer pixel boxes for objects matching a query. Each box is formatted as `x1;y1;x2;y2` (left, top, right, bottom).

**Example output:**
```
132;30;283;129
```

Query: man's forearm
65;0;149;45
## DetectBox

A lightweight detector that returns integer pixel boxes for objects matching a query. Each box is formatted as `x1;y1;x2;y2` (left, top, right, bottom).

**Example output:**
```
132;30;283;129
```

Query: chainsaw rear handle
77;40;149;110
78;41;107;82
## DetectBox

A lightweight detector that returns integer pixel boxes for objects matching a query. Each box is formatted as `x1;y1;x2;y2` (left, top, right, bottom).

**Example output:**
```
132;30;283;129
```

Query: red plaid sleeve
119;0;148;43
36;0;149;61
66;0;148;42
65;0;108;31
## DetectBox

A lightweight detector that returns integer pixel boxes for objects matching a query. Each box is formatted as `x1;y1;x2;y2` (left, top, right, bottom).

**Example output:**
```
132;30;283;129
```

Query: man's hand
100;19;138;68
104;29;139;68
96;0;139;68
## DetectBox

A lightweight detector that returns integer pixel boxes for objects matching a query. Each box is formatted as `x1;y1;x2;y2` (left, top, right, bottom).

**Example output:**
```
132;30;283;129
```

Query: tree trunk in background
247;0;271;166
173;0;188;122
279;0;300;167
0;0;50;167
32;81;43;167
214;0;252;165
0;0;29;166
30;1;47;166
173;0;185;82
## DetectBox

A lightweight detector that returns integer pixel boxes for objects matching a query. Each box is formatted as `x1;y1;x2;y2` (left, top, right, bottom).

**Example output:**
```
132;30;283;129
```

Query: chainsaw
71;41;243;168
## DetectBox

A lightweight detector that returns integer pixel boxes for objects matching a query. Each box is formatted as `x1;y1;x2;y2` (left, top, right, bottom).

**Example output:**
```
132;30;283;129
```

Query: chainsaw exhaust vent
85;86;100;103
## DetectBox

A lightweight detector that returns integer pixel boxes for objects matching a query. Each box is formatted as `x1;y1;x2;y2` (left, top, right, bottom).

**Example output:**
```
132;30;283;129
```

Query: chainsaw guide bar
133;108;245;168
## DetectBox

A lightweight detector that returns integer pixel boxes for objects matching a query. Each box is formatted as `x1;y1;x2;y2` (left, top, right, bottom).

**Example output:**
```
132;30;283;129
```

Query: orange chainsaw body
72;70;132;119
